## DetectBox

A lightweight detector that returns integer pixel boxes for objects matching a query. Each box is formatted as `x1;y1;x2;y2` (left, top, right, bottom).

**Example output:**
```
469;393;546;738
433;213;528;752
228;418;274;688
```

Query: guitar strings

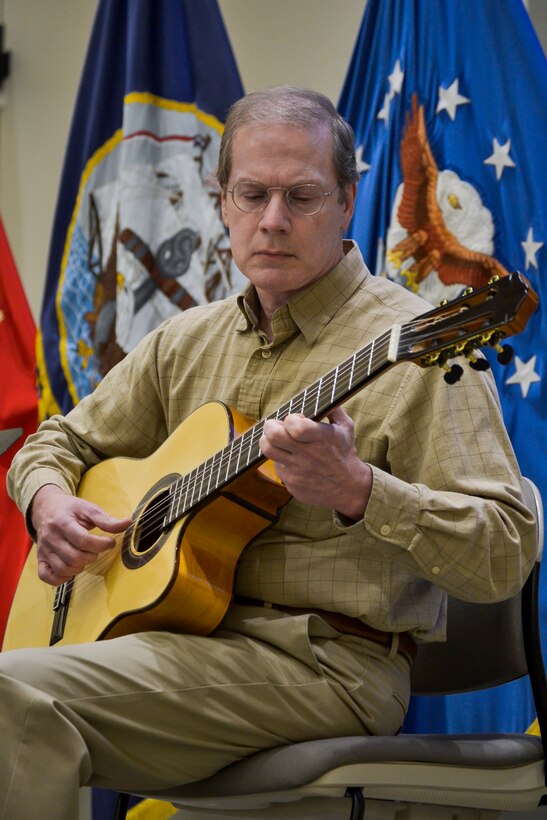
87;306;460;550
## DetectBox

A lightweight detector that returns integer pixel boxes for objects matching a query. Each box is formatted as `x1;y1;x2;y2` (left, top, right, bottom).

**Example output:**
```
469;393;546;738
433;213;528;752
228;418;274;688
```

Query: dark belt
233;597;417;665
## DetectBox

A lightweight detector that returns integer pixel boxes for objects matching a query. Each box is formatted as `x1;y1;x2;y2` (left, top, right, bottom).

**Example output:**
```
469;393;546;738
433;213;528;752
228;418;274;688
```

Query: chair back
411;591;528;695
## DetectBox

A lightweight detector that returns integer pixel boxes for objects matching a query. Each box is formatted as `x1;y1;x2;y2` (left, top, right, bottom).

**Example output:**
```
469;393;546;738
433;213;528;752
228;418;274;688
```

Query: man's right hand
30;485;132;586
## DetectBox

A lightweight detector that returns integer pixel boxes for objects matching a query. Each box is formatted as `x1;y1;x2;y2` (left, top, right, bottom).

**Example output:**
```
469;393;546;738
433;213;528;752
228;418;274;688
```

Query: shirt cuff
333;465;420;549
19;469;73;538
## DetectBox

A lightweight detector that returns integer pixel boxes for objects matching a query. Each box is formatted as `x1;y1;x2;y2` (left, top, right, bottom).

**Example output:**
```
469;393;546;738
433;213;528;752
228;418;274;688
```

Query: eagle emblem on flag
386;95;510;305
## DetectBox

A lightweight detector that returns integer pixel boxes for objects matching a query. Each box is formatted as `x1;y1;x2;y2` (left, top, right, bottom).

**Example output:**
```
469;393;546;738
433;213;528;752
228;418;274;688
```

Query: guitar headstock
392;272;538;381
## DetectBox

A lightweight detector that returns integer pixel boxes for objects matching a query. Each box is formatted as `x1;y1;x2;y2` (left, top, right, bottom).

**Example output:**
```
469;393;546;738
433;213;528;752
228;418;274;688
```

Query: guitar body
3;401;289;651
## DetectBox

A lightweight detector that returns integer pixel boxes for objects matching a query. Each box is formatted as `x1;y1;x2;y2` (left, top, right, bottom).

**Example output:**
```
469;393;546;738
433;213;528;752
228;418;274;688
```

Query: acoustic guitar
2;272;537;651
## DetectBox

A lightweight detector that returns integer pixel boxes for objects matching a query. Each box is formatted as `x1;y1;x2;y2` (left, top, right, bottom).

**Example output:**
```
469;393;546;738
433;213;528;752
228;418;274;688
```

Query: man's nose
258;191;291;230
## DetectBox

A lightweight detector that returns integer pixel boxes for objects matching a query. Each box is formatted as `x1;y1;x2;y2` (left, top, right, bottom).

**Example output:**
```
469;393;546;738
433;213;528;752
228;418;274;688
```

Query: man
0;87;536;817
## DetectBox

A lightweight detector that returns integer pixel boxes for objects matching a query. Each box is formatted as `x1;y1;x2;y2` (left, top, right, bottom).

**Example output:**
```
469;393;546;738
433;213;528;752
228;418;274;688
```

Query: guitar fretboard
164;326;397;527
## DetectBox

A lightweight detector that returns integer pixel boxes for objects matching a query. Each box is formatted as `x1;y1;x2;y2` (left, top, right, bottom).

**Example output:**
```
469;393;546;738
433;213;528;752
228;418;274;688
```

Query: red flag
0;217;37;646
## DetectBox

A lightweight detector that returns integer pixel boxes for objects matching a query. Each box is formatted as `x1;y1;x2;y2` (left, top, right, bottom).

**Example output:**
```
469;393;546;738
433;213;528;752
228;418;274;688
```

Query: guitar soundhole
132;488;171;553
122;473;180;570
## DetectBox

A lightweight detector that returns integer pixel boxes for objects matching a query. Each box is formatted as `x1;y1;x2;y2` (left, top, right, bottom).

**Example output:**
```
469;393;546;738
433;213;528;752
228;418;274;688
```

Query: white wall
0;0;98;318
0;0;545;320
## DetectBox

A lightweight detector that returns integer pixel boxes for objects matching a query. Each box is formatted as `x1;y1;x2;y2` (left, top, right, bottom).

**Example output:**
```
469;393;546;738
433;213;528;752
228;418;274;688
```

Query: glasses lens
232;183;269;213
287;184;325;215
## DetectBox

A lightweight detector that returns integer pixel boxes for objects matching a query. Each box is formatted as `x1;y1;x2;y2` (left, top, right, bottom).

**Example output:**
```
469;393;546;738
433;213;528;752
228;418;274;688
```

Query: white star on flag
505;355;541;398
388;60;404;95
436;78;470;120
377;61;404;124
355;145;370;174
484;138;516;180
521;227;543;270
377;92;392;123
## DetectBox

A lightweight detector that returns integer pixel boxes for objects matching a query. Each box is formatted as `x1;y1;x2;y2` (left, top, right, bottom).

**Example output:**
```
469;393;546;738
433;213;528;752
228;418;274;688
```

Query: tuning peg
493;343;514;365
468;354;491;371
443;363;464;384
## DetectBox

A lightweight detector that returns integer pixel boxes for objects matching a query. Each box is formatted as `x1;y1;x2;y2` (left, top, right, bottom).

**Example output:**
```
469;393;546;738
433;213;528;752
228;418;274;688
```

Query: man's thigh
0;617;375;791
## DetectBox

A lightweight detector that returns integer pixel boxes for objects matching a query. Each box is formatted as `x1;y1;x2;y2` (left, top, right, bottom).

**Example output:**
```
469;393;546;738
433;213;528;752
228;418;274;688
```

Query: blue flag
339;0;546;734
38;0;244;419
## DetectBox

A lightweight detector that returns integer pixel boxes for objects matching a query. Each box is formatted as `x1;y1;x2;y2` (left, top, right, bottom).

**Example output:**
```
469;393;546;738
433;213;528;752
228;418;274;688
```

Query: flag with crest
38;0;244;421
339;0;546;733
0;217;37;647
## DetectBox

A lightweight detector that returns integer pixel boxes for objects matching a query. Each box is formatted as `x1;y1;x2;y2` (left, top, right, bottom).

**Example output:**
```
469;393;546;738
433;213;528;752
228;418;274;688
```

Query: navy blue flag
339;0;546;734
38;0;244;420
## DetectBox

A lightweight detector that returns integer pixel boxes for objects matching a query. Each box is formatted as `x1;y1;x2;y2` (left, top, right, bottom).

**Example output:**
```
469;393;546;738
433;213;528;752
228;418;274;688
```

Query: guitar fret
314;377;323;416
348;353;356;390
205;454;216;497
249;422;263;462
227;439;243;480
217;449;232;491
330;367;338;406
367;339;375;375
234;437;243;475
181;476;188;509
197;463;207;501
165;477;182;527
304;385;317;418
186;468;197;509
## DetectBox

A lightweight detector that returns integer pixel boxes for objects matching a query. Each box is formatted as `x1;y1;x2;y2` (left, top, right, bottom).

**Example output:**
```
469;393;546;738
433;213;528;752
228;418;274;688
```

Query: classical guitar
2;272;538;651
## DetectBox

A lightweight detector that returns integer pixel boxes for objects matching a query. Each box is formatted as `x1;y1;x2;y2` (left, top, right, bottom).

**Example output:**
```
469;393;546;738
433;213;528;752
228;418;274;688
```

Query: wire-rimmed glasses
227;182;339;216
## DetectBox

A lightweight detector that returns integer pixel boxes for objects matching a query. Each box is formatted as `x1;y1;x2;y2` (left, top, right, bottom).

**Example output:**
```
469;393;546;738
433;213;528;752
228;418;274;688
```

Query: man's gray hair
217;86;360;190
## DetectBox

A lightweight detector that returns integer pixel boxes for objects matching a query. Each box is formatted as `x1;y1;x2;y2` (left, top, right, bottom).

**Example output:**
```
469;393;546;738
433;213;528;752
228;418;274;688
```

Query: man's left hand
260;406;372;521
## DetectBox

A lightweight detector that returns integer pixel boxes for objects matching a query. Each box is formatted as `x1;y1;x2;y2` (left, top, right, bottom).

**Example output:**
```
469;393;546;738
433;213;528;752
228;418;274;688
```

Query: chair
113;477;546;820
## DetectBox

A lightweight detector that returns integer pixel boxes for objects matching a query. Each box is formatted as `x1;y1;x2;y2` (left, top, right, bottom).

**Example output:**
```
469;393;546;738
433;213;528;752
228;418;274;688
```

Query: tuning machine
431;351;464;384
482;331;514;365
442;363;464;384
467;354;491;371
493;343;514;365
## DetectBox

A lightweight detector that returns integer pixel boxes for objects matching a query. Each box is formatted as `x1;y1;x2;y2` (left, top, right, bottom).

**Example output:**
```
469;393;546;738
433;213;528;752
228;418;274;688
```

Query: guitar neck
164;326;398;527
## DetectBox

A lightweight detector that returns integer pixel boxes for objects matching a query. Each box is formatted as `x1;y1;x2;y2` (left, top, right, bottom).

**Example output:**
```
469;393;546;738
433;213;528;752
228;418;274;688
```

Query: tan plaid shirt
8;242;536;641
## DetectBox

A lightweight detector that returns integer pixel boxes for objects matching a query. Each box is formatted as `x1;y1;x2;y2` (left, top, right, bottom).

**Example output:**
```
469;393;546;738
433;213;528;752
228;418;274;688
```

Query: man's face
221;123;356;311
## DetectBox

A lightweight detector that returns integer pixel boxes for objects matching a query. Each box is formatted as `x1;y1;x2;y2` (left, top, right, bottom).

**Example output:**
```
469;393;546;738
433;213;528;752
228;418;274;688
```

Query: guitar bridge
50;581;73;645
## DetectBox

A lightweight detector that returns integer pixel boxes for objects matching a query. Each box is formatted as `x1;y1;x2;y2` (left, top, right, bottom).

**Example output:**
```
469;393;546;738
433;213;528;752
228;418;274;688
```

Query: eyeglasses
227;182;339;216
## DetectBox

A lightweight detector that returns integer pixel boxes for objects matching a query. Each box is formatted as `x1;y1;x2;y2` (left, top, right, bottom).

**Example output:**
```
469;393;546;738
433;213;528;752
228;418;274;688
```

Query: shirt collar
236;241;370;343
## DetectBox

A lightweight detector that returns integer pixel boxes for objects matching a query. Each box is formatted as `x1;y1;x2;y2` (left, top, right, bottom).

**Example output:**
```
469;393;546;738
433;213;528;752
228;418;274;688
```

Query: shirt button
432;566;441;575
380;524;391;536
261;349;272;358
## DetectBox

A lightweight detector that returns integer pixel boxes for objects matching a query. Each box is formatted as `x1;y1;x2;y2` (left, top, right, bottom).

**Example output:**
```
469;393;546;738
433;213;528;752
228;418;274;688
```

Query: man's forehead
229;122;335;176
233;121;331;146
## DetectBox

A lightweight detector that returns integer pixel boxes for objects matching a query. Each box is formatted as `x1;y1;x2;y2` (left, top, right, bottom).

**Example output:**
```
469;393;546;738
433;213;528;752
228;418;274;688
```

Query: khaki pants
0;606;410;820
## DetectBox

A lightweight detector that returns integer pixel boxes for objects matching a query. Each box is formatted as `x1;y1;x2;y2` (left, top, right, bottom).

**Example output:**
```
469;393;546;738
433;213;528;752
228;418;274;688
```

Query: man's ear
221;191;229;228
341;182;357;232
